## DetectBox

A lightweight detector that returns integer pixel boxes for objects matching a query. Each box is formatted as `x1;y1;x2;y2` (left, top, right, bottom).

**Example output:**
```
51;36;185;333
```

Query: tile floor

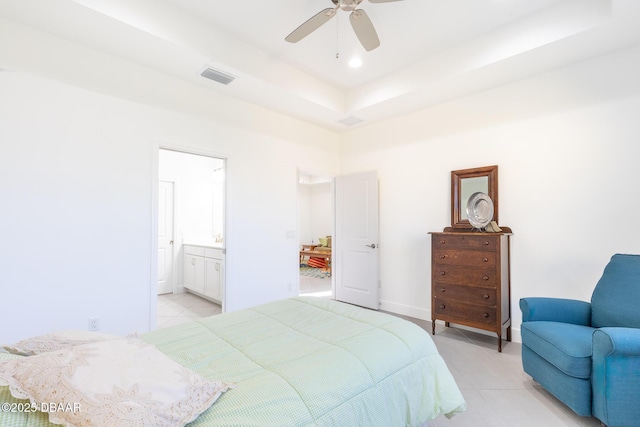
157;271;329;328
157;287;602;427
423;323;602;427
157;291;222;328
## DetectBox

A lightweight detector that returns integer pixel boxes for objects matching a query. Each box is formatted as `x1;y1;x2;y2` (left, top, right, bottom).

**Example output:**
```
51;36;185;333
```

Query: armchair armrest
593;327;640;356
592;327;640;426
520;297;591;325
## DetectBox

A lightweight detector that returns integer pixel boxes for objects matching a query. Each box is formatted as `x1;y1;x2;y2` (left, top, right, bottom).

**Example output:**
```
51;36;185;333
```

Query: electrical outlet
88;317;100;331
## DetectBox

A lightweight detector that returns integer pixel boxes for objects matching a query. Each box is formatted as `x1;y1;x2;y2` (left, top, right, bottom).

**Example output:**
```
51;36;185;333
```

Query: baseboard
512;327;522;343
379;299;430;322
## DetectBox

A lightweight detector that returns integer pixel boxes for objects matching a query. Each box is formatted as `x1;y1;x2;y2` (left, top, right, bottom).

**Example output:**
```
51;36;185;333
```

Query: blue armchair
520;254;640;427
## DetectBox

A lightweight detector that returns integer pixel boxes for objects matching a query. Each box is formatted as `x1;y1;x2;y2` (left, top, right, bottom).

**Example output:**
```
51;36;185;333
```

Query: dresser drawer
433;266;497;286
432;234;497;251
433;249;496;268
433;283;496;305
434;298;496;325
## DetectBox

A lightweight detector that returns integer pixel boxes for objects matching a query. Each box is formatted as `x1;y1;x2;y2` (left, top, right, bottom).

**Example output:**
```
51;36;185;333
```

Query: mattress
0;297;465;426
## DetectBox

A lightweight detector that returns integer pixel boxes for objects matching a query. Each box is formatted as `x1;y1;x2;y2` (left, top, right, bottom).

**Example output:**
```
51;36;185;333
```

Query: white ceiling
1;0;640;131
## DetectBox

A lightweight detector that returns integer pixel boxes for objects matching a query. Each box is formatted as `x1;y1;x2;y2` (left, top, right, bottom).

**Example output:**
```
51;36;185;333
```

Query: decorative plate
466;192;494;229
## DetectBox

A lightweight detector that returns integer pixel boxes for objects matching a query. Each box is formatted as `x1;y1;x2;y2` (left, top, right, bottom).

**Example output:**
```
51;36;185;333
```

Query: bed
0;297;465;427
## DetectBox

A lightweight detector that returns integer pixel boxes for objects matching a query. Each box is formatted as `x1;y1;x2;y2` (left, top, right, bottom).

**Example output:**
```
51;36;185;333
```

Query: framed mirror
451;165;498;229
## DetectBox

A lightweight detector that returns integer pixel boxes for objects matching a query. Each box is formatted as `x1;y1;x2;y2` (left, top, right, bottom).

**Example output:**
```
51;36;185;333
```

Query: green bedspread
145;297;465;426
1;297;465;426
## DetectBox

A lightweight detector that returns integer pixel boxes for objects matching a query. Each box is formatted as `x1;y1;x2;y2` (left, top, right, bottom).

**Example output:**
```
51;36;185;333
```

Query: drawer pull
440;288;446;293
483;294;490;299
439;271;446;276
482;313;489;318
484;241;489;245
483;276;489;281
440;304;446;309
483;257;489;263
439;254;446;259
440;239;446;244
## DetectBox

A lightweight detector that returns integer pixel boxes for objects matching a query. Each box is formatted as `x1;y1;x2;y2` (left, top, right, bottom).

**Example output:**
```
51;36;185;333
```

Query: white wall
341;45;640;342
0;22;340;342
2;13;639;346
310;183;333;243
298;184;312;246
298;182;333;247
159;149;224;247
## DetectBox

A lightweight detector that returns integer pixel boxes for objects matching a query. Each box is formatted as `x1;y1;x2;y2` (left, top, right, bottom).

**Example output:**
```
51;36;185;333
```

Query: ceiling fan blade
349;9;380;51
368;0;404;3
285;8;337;43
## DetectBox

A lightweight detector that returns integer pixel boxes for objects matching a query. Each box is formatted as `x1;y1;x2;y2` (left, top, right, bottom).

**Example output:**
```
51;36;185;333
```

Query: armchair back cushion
591;254;640;328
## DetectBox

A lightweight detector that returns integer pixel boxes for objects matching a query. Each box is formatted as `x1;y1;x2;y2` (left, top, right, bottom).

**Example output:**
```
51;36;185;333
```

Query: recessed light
348;58;363;68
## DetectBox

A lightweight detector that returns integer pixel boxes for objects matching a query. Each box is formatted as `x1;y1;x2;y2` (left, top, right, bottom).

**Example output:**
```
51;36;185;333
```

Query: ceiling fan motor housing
335;0;364;12
287;0;393;51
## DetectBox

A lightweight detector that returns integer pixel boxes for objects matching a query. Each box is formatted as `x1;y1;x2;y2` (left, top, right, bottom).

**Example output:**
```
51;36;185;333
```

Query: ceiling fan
285;0;404;52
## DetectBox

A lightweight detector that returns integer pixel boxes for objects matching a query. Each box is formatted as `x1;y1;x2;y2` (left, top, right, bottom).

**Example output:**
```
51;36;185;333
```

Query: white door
157;181;174;295
334;171;379;310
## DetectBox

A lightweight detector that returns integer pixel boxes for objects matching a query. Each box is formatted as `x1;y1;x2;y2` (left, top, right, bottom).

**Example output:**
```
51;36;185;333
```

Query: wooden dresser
430;228;512;351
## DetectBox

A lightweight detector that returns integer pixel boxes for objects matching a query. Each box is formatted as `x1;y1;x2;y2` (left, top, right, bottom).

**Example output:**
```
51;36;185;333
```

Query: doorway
157;148;226;306
297;171;334;298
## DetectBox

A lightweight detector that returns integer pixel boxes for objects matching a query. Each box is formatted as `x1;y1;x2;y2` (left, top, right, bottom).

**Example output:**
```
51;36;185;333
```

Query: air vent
201;67;236;85
338;116;364;126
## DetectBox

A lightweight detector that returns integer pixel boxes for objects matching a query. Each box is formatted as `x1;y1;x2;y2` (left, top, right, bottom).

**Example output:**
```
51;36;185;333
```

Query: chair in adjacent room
520;254;640;427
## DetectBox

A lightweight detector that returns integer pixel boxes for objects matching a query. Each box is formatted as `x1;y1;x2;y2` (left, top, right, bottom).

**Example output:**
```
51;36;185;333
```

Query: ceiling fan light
348;58;363;68
338;0;363;12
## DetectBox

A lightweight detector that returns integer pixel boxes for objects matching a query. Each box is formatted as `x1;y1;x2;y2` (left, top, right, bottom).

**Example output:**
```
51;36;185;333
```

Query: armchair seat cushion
521;321;594;379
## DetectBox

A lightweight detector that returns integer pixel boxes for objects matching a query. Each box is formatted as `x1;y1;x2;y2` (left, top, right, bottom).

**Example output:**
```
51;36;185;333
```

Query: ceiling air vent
338;116;364;126
201;67;236;85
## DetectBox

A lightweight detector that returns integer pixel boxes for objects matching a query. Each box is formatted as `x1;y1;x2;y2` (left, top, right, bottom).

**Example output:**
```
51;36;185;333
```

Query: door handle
365;244;377;249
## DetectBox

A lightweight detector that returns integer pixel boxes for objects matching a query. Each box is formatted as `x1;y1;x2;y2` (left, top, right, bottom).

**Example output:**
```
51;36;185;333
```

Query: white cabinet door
183;245;224;303
184;254;205;294
204;257;223;301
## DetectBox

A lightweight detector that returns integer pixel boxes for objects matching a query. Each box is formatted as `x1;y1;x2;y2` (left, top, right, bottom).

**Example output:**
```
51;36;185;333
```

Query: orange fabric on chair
307;257;326;268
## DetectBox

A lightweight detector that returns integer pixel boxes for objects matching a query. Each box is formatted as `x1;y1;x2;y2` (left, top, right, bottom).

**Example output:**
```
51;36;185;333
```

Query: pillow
0;339;233;427
3;330;121;355
318;237;328;247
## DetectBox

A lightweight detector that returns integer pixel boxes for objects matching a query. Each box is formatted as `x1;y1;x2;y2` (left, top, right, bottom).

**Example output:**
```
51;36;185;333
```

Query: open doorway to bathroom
298;171;334;298
157;148;225;328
